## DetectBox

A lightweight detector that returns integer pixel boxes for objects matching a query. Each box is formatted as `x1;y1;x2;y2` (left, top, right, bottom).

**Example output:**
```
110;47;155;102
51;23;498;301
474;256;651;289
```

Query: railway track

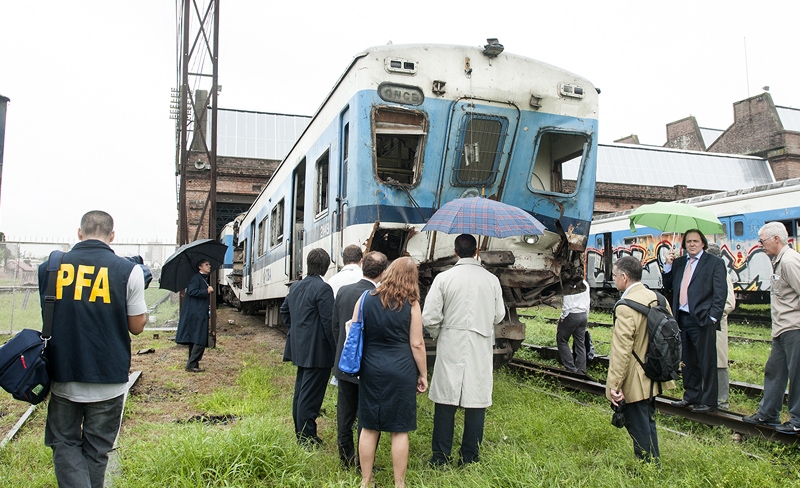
521;315;773;343
520;343;786;402
507;357;797;445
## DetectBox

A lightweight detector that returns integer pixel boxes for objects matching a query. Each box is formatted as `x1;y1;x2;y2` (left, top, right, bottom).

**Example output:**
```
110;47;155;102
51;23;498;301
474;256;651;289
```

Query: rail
507;358;797;445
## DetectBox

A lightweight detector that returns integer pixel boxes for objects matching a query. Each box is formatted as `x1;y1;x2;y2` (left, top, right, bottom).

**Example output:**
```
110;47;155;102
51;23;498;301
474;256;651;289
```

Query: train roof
592;177;800;224
564;142;774;192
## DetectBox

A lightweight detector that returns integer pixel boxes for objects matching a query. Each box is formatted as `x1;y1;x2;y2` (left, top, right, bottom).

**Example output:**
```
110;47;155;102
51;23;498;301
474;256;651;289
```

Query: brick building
181;107;310;241
664;92;800;181
576;92;799;216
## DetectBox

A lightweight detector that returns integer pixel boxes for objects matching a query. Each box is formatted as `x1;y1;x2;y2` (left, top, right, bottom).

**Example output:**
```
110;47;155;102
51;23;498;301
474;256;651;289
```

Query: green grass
1;351;798;487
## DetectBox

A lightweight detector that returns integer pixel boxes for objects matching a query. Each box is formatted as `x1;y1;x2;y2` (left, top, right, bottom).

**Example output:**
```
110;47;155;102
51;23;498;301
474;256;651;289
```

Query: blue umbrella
422;197;546;238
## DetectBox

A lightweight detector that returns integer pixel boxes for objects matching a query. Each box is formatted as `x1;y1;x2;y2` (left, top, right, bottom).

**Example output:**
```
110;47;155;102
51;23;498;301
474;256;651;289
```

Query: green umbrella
628;202;724;235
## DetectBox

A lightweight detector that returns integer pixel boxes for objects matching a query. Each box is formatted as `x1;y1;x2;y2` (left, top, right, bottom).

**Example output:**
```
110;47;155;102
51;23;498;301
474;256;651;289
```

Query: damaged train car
224;42;599;365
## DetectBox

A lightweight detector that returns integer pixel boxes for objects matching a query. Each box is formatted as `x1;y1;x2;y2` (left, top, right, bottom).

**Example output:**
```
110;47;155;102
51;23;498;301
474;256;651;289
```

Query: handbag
338;290;370;375
0;250;62;404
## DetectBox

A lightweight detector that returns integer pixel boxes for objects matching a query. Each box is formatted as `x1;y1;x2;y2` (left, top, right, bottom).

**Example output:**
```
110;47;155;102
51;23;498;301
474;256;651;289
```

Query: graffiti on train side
586;236;776;292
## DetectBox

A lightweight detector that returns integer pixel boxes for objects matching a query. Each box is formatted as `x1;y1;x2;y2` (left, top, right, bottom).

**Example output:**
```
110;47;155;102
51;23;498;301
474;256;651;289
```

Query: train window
530;131;588;194
257;216;268;256
342;123;349;198
373;107;427;186
453;114;506;186
270;200;284;248
733;221;744;237
315;152;329;216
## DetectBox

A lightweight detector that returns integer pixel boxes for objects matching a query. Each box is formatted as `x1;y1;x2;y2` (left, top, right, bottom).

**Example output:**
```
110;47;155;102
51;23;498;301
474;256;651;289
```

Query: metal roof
699;127;723;148
212;109;311;160
777;106;800;132
563;143;774;191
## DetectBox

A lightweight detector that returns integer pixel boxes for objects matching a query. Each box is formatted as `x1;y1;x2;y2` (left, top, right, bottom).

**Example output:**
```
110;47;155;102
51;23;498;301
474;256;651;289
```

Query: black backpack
614;292;681;383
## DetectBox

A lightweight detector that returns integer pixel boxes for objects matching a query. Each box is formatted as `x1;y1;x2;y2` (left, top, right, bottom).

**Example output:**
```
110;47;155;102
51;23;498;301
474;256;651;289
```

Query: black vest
38;240;136;384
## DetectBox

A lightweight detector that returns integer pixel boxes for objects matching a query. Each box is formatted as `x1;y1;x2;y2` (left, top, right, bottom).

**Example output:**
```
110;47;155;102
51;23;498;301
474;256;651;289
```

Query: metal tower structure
173;0;220;346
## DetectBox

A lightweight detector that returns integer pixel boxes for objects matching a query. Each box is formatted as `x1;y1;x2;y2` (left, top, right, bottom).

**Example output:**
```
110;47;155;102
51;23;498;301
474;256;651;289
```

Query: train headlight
523;234;539;245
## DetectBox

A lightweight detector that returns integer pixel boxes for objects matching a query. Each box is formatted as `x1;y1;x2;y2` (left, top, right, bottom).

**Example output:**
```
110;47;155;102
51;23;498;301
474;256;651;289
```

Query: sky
1;0;798;243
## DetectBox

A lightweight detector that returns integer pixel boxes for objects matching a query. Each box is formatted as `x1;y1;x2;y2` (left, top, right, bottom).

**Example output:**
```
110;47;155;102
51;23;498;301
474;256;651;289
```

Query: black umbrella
159;239;228;292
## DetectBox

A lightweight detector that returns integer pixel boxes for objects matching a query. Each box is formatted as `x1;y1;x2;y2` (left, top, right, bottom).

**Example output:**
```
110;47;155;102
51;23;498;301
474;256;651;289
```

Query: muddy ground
0;305;286;443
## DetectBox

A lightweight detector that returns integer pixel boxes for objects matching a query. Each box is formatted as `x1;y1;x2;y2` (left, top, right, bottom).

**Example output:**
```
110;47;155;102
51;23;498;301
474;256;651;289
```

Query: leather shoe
186;367;205;373
671;399;690;408
690;404;716;413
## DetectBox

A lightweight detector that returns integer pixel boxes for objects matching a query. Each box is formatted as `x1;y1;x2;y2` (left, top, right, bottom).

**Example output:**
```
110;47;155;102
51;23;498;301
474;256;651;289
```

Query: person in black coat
662;229;727;413
280;248;335;445
175;259;213;372
331;251;388;467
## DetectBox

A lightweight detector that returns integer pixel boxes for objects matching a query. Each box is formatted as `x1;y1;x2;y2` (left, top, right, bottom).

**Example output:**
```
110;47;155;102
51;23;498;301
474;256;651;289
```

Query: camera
611;400;626;429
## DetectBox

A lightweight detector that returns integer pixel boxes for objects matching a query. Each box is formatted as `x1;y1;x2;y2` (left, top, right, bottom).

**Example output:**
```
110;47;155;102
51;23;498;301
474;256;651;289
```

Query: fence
0;240;180;335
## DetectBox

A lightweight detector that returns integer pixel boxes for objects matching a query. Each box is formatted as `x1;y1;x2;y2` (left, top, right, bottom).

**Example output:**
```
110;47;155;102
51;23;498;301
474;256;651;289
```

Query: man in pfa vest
38;210;147;487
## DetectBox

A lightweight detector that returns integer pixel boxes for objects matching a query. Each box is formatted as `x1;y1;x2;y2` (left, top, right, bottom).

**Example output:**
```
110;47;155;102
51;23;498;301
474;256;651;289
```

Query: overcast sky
1;0;797;242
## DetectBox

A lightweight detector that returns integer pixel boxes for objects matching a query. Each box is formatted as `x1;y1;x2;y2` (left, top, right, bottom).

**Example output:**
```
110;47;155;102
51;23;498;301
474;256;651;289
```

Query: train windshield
453;114;507;186
530;131;589;194
373;107;427;185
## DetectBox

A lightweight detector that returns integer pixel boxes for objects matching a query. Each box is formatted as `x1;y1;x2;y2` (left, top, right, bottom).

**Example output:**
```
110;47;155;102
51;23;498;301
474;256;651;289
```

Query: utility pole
174;0;220;347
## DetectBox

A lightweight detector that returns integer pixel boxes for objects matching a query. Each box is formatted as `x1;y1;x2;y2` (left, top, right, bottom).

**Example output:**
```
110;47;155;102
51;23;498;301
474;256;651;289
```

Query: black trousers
337;378;359;464
431;403;485;465
624;397;659;461
677;311;718;407
186;343;205;370
292;366;331;444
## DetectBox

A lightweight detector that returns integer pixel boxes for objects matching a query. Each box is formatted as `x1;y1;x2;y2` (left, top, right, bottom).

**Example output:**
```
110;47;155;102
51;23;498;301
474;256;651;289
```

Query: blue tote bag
338;290;370;375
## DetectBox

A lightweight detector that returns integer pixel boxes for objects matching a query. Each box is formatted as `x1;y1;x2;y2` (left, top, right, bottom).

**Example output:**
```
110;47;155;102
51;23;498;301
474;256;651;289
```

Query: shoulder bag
0;250;63;404
338;290;370;376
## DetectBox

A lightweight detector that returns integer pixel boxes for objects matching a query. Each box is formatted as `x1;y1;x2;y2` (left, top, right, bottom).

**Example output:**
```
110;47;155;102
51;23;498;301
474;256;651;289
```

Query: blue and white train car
586;178;800;308
229;42;599;361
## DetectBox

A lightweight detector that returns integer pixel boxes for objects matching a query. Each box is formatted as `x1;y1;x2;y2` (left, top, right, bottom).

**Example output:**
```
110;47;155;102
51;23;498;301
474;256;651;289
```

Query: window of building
530;131;589;194
374;107;427;185
270;200;284;248
453;114;506;186
315;152;329;216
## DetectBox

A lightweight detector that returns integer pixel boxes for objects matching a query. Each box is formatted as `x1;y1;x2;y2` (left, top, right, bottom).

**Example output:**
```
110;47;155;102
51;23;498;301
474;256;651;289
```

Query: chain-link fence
0;241;181;335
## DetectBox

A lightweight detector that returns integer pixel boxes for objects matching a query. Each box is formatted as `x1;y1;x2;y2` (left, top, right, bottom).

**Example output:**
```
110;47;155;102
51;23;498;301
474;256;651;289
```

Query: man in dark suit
662;229;727;413
331;251;388;467
280;248;335;445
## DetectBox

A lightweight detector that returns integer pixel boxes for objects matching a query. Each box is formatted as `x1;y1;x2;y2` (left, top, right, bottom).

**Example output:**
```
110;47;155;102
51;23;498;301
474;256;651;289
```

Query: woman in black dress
355;257;428;488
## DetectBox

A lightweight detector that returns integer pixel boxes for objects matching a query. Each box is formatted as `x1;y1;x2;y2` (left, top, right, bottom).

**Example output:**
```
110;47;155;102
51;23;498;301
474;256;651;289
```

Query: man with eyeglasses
743;222;800;435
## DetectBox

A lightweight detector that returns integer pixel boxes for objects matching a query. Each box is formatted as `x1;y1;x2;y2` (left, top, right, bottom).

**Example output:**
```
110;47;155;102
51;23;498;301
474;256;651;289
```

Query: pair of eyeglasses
758;237;773;245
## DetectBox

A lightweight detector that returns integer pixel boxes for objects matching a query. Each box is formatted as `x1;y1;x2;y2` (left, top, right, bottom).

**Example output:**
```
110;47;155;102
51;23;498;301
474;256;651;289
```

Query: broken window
315;152;329;216
374;107;426;185
270;199;284;248
530;132;588;194
453;114;506;186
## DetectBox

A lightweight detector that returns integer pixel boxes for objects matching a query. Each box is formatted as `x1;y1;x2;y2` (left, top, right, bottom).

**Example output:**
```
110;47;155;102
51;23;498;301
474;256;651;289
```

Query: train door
336;109;350;256
245;224;255;293
290;161;306;281
439;102;519;206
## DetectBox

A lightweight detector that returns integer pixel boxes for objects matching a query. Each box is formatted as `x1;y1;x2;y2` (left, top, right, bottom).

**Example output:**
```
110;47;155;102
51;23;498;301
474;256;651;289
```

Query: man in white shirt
328;245;363;298
558;280;590;374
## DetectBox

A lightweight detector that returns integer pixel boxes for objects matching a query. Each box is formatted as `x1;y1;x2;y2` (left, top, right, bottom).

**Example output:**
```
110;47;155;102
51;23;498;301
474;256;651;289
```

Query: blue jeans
45;393;125;488
757;329;800;426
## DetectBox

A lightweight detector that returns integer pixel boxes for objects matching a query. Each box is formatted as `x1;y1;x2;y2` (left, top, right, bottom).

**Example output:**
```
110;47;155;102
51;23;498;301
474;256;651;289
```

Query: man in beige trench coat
422;234;505;466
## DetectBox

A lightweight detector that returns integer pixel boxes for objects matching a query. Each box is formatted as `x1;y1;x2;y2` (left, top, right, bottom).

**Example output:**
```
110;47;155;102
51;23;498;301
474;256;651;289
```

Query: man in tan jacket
607;256;675;462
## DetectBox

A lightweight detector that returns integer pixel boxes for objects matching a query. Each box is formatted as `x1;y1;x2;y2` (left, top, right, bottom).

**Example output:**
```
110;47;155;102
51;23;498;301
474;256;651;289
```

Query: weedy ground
0;301;796;487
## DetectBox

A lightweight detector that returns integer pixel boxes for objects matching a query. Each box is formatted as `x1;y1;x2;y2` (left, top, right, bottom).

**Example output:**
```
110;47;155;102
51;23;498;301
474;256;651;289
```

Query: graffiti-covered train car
586;178;800;308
